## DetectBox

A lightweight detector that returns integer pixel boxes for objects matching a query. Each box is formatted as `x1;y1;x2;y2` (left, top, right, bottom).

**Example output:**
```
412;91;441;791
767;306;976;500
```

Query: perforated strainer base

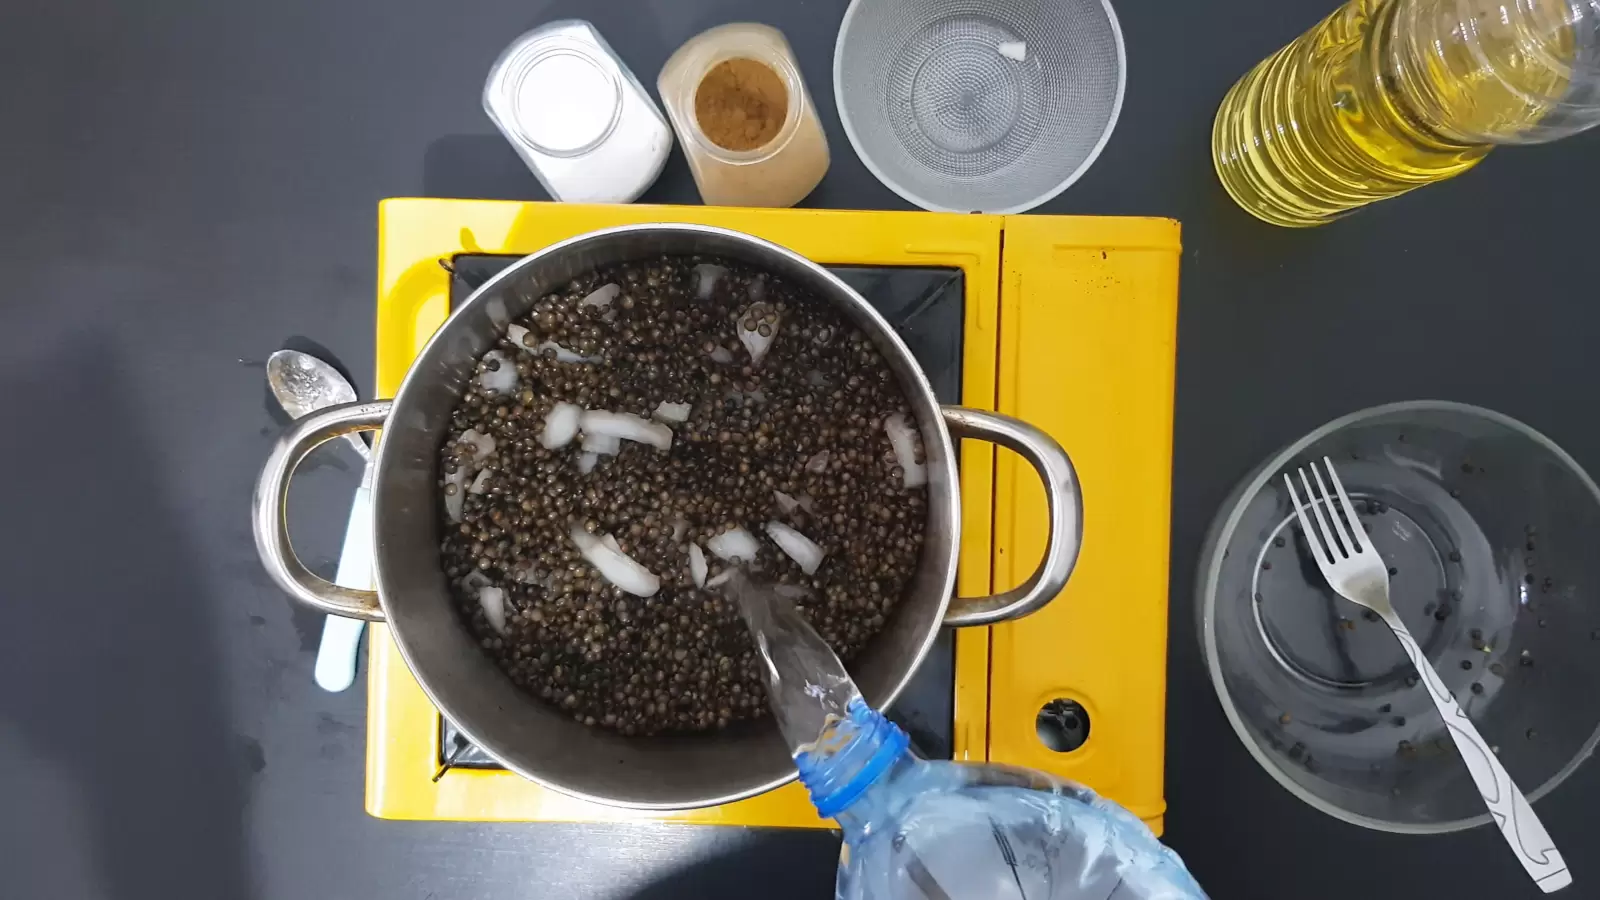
892;16;1040;176
836;0;1125;213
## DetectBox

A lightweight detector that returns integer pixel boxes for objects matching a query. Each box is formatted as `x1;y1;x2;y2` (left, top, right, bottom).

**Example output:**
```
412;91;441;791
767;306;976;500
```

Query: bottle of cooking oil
1214;0;1600;227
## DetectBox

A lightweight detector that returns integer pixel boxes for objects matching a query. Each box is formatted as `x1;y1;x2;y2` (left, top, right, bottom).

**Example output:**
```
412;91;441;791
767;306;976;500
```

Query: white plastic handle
1390;621;1571;892
314;474;374;693
315;616;366;692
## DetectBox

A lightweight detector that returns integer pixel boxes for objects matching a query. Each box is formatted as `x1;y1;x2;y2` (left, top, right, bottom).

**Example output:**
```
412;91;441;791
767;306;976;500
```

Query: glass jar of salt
658;23;830;208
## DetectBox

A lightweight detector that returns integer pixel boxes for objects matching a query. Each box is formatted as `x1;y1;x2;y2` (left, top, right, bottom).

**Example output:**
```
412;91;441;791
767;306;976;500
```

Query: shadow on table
421;133;548;201
625;829;840;900
0;333;256;900
419;133;703;206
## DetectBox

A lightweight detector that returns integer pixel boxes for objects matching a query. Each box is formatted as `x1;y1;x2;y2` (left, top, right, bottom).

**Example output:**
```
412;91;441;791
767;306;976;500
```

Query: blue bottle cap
794;699;910;818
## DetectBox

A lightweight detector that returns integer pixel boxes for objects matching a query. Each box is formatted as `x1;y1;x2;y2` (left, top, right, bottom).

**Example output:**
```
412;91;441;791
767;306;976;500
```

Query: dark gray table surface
3;0;1597;898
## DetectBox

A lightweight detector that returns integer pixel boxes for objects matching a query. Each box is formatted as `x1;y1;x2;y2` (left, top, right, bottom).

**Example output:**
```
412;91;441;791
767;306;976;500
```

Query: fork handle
1389;621;1571;892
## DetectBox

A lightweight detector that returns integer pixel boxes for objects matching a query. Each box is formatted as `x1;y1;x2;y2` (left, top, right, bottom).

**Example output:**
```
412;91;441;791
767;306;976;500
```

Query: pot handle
252;400;392;622
940;407;1083;627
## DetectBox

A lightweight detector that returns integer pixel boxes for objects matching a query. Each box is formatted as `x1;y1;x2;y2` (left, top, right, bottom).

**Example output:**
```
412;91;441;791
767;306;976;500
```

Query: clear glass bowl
1197;401;1600;832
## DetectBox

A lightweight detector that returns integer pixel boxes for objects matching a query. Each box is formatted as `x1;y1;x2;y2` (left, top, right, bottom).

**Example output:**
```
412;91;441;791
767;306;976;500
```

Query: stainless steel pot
253;224;1082;809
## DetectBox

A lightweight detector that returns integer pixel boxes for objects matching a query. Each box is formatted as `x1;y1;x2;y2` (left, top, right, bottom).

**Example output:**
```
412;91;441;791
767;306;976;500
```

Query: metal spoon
267;350;370;462
265;349;371;692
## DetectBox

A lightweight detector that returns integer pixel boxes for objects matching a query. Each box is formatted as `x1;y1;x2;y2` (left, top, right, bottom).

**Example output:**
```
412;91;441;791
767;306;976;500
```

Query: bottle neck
830;752;919;837
1385;0;1599;145
722;573;914;828
794;699;912;823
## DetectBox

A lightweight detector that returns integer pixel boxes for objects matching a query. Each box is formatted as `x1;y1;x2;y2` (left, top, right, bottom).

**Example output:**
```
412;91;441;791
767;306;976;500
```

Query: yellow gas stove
366;199;1180;833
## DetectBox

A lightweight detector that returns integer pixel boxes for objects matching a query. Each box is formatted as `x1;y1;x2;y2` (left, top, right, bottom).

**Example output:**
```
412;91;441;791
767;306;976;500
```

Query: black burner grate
435;255;964;775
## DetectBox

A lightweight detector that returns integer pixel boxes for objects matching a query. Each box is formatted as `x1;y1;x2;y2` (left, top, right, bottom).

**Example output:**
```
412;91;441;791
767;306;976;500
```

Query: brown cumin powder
694;59;789;152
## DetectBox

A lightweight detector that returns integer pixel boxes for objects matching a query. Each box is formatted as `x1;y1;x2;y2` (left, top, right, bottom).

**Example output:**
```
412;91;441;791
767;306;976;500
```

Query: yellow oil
1213;0;1573;227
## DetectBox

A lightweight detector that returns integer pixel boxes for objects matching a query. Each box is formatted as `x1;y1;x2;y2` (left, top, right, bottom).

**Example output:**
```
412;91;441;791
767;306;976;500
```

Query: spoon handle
1388;618;1570;892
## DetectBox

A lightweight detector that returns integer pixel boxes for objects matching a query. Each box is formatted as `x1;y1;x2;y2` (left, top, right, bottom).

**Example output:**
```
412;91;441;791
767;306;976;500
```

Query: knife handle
316;478;373;693
315;616;366;692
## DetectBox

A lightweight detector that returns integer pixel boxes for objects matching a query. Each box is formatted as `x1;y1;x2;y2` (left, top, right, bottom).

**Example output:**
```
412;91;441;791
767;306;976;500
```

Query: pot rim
373;222;962;809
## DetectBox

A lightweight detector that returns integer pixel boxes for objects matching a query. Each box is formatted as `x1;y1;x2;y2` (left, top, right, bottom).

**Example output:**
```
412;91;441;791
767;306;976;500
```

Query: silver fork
1286;457;1570;893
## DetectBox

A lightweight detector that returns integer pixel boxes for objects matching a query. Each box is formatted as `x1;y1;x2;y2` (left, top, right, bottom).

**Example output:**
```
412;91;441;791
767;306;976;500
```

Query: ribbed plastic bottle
730;574;1208;900
1214;0;1600;226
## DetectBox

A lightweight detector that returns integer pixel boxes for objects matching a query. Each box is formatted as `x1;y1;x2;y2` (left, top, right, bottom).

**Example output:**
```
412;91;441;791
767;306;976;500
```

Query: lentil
436;256;927;736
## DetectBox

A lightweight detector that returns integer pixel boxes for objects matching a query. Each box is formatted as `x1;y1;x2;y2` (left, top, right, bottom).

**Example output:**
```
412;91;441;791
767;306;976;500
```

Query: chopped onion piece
443;466;470;522
694;264;726;300
688;544;708;588
707;526;760;562
706;569;734;588
478;351;518;394
736;303;781;366
581;283;621;309
506;324;531;349
578;451;599;474
478;586;507;634
775;583;812;600
766;521;828;575
581;410;672;451
997;41;1027;61
774;489;817;515
709;346;734;365
582;432;622;455
460;569;493;592
536;340;597;364
541;402;582;449
601;534;622;554
804;450;830;473
459;429;496;465
884;413;928;488
569;524;661;597
468;468;493;495
653;400;691;423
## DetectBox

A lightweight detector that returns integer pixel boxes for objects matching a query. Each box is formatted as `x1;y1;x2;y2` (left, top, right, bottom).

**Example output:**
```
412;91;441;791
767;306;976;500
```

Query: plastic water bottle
1213;0;1600;227
729;574;1208;900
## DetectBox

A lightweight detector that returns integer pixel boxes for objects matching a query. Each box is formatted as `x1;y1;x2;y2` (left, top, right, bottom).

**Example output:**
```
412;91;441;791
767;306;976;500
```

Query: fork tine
1322;456;1365;554
1309;460;1355;556
1299;467;1348;560
1283;473;1329;565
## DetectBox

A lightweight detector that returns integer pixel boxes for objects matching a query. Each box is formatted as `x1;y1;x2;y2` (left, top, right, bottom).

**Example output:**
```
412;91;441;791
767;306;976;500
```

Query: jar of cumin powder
658;23;830;207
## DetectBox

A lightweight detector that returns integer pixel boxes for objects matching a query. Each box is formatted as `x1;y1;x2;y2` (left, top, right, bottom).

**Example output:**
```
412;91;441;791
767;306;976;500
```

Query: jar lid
504;44;620;156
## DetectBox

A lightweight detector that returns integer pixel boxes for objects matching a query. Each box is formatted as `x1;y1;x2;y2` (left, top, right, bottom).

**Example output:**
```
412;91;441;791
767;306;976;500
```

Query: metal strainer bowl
833;0;1124;213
